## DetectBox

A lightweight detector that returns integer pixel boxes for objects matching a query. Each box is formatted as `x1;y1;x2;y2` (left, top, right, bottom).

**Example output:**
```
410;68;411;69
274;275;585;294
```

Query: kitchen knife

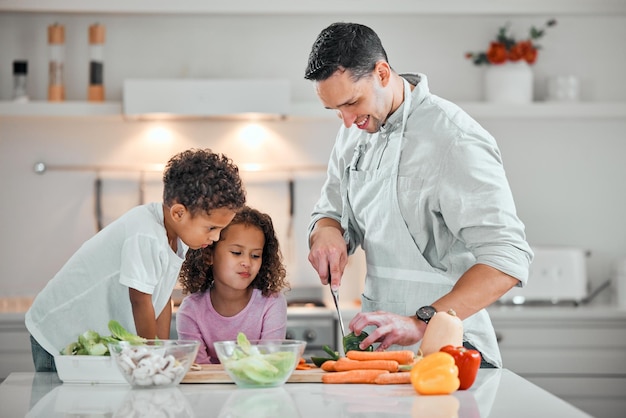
329;278;346;357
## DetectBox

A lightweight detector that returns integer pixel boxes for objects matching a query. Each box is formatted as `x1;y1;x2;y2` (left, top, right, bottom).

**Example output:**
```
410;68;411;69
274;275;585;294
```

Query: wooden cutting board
182;364;325;384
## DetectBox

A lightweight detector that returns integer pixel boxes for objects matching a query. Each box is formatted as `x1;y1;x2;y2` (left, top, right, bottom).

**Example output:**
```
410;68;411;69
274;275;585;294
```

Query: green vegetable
107;320;146;344
78;330;100;347
323;344;340;360
235;330;255;356
310;336;373;366
224;332;296;386
310;344;340;367
311;357;331;367
60;320;145;356
61;330;110;356
61;341;81;356
343;331;373;353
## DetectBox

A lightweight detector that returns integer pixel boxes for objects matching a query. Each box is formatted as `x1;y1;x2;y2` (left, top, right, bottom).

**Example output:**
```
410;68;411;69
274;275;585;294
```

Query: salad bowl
214;336;306;388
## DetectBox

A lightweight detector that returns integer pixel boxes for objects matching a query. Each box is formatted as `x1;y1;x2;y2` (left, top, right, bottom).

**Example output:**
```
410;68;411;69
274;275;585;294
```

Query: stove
286;306;337;358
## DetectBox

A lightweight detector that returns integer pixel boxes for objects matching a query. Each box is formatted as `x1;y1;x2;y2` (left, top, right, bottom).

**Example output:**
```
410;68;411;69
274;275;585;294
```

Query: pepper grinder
13;60;29;102
88;23;105;102
47;23;65;101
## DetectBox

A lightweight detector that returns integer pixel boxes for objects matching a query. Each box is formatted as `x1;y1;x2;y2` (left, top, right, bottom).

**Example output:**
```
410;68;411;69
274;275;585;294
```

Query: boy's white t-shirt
25;202;187;356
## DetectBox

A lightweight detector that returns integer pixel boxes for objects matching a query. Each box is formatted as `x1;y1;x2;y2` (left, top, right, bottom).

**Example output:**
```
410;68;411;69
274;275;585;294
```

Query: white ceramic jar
484;61;533;104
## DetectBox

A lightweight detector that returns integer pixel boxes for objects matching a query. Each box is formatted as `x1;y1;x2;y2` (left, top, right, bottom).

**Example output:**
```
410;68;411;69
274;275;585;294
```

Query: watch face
417;306;436;323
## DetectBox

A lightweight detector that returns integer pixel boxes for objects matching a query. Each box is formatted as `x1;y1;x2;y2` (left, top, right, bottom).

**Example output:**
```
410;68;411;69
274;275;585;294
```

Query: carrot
346;350;415;365
296;363;315;370
374;371;412;385
334;358;399;372
322;369;389;384
321;360;337;372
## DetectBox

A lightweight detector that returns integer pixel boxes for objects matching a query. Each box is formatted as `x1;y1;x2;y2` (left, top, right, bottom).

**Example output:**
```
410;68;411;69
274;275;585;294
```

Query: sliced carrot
334;358;399;373
298;357;306;364
322;369;389;384
346;350;415;365
374;371;412;385
295;363;315;370
321;360;337;372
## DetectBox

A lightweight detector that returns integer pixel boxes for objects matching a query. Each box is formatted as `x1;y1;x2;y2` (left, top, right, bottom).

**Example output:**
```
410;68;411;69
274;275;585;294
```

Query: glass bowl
213;339;306;388
108;339;199;388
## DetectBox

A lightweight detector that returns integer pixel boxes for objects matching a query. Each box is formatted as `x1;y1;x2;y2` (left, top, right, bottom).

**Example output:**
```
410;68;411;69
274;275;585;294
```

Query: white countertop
0;369;591;418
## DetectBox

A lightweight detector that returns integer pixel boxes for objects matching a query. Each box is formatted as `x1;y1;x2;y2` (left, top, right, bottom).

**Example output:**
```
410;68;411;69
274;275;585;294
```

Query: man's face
315;65;391;134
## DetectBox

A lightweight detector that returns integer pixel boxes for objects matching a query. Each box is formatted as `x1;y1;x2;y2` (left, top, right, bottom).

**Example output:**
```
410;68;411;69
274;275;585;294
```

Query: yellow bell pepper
410;351;460;395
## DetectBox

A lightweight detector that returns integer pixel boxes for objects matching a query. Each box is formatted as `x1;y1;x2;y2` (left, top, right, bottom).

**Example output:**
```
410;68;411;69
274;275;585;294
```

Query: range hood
123;79;290;120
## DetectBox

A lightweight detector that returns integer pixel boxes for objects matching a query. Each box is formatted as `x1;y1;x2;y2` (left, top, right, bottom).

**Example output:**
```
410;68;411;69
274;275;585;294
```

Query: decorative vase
484;61;533;104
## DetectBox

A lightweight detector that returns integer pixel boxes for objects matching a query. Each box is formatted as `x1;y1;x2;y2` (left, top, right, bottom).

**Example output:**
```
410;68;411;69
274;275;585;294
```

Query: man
304;22;532;367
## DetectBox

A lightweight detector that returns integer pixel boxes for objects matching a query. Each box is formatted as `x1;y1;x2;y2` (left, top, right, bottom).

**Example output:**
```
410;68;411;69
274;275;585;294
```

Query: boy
25;148;246;372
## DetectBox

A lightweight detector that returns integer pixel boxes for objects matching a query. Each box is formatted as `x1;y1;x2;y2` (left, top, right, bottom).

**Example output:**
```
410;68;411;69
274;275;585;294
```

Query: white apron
340;79;501;367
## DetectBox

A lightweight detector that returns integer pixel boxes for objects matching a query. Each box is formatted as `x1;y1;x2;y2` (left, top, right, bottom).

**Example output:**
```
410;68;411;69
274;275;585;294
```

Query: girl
176;206;289;364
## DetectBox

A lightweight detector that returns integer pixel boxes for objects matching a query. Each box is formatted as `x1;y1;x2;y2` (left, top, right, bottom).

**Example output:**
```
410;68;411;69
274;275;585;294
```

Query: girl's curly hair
179;206;289;297
163;148;246;216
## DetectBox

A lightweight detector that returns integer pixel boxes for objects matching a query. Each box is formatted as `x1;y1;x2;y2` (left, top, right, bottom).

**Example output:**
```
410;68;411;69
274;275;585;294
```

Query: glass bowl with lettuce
214;333;306;388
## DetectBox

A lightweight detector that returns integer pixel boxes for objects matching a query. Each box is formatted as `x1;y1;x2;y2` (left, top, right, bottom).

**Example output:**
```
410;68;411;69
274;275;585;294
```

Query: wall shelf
0;101;122;117
2;100;626;120
287;101;626;120
461;101;626;120
1;0;625;16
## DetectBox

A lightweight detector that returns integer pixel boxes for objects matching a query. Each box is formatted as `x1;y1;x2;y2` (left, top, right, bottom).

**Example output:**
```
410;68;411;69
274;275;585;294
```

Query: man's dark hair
304;22;389;82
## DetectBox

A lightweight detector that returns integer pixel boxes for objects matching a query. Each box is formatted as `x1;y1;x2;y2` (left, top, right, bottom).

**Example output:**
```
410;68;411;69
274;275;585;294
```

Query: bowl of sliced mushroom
108;340;199;388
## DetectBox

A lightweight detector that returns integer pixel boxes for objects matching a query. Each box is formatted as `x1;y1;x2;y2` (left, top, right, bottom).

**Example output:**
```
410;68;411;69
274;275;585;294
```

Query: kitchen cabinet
2;100;626;120
489;306;626;418
0;313;34;380
2;0;625;16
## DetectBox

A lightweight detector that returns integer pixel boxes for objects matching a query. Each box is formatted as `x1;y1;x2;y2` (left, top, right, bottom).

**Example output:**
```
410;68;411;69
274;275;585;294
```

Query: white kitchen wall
481;117;626;301
0;116;346;292
1;11;625;305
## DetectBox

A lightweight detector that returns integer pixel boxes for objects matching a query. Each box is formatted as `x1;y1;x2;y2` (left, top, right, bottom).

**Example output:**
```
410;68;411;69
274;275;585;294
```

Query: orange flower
507;43;523;61
523;45;539;64
509;41;538;64
486;42;508;64
465;19;556;66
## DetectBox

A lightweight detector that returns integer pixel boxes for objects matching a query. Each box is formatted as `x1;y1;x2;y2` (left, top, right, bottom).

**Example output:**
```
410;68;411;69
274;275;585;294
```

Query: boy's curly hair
163;148;246;216
179;206;289;297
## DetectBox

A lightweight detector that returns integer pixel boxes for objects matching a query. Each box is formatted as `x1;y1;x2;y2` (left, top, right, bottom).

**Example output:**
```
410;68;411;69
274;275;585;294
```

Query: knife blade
329;278;346;357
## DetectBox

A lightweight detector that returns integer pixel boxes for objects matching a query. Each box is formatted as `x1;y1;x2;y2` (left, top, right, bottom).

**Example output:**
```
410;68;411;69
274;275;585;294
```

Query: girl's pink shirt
175;288;287;364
